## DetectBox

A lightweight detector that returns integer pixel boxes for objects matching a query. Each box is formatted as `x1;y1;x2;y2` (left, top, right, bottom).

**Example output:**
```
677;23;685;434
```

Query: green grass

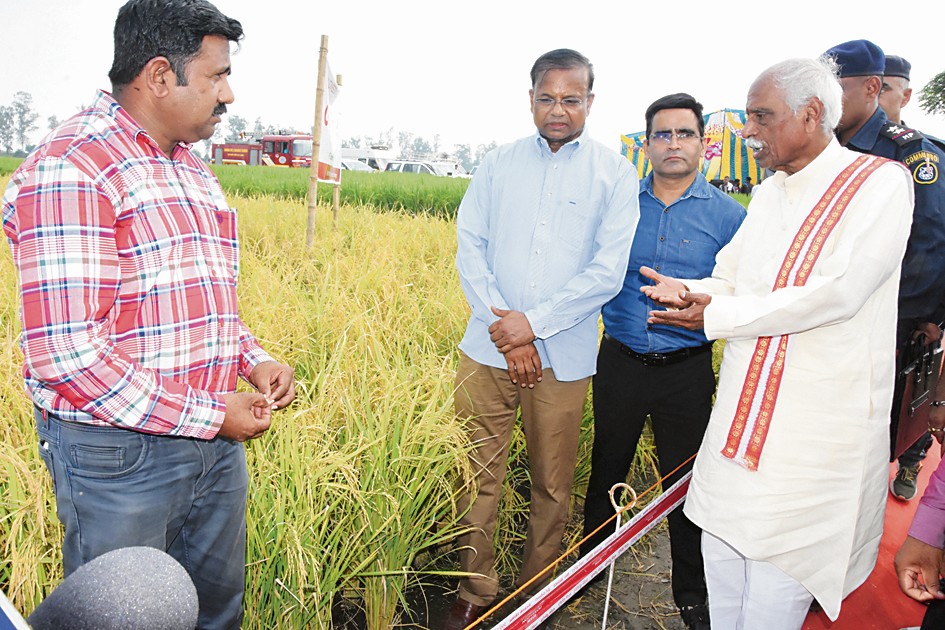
0;157;22;175
0;159;469;218
211;165;469;219
731;192;751;208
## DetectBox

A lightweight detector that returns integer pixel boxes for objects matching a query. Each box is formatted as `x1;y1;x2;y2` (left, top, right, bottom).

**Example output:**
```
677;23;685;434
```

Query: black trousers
922;580;945;629
581;335;715;608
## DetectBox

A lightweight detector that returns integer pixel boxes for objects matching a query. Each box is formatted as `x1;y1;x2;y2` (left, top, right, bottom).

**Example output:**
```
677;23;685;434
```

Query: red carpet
803;447;942;629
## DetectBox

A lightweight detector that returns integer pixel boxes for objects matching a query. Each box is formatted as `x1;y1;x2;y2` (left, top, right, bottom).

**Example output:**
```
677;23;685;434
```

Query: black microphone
27;546;198;630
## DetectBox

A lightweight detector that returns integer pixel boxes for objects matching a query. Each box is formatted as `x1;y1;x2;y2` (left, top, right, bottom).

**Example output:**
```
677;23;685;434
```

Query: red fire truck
211;134;313;167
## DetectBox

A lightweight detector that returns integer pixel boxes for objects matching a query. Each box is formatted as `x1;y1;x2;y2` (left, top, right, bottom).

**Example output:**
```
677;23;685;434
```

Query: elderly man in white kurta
641;57;914;629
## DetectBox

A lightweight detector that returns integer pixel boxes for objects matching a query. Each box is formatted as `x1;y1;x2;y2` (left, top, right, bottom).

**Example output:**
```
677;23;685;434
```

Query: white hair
761;57;843;135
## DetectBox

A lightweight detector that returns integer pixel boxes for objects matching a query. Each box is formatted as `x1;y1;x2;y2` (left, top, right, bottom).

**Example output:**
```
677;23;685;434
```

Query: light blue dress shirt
456;131;639;381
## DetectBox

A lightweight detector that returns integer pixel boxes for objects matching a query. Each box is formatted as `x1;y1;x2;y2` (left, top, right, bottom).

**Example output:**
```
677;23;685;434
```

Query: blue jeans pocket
60;423;150;480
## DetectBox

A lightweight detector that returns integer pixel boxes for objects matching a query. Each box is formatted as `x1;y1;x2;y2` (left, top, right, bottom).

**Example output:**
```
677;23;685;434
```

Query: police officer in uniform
880;55;913;126
880;53;945;500
824;40;945;500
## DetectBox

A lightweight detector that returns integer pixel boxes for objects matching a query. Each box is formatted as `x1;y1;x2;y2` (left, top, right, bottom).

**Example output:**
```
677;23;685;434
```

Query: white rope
601;482;637;630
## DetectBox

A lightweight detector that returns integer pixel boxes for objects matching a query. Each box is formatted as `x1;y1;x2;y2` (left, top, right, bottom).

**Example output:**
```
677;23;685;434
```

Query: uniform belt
602;333;712;367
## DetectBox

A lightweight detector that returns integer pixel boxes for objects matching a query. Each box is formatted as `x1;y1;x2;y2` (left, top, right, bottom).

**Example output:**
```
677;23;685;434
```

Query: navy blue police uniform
846;107;945;328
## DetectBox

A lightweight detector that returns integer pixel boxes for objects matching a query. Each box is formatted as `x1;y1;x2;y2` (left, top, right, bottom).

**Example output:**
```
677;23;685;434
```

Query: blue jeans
35;409;248;630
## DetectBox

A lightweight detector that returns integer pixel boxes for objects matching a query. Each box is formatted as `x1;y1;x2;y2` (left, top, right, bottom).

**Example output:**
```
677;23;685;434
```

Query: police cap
884;55;911;80
823;39;885;77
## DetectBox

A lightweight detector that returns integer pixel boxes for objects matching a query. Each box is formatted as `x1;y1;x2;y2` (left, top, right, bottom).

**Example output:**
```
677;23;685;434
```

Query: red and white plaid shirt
2;91;273;438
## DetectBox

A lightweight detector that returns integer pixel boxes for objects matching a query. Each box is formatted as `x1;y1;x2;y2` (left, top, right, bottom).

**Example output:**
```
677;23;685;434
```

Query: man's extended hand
489;307;536;353
895;535;945;603
639;266;692;309
503;343;543;388
218;392;273;442
248;360;296;409
646;292;712;330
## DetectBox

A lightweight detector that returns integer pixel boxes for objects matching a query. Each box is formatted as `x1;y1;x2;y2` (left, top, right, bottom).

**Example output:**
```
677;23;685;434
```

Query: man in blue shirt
824;40;945;501
579;93;745;630
442;49;639;630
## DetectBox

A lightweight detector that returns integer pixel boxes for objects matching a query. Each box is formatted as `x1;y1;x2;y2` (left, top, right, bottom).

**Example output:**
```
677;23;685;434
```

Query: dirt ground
543;528;688;630
331;519;686;630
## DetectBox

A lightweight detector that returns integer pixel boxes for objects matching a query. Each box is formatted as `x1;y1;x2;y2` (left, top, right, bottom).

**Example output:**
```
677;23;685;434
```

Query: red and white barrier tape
489;471;691;630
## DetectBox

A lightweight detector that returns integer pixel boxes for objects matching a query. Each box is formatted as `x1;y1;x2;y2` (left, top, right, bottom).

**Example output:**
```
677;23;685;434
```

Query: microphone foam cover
28;546;198;630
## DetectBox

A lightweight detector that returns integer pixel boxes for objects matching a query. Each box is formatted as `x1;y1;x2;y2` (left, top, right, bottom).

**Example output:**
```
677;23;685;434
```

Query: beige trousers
454;352;590;606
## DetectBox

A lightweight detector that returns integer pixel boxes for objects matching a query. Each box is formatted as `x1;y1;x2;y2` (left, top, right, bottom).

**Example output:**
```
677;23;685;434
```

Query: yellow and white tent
621;109;765;185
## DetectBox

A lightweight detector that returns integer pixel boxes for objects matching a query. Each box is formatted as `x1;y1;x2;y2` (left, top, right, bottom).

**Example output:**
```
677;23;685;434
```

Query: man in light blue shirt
442;48;639;630
580;93;745;630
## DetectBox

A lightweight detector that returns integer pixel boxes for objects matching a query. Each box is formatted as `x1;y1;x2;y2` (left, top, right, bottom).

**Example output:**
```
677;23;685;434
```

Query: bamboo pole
333;74;343;226
306;34;329;249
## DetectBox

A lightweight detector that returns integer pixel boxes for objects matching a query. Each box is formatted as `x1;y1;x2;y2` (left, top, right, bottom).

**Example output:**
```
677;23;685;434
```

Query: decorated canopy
621;109;766;185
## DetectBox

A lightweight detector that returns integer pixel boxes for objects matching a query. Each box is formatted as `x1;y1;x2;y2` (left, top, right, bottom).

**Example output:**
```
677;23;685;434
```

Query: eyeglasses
533;97;587;110
650;129;701;144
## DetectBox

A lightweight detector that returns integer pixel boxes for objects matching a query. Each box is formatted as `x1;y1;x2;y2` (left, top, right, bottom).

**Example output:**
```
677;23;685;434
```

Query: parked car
341;145;394;171
341;159;376;172
385;160;469;177
385;160;440;175
428;160;468;178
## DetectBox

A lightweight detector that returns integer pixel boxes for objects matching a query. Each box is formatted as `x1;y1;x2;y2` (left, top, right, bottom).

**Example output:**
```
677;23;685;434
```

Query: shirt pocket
556;198;598;253
210;206;240;279
667;238;722;276
678;238;719;255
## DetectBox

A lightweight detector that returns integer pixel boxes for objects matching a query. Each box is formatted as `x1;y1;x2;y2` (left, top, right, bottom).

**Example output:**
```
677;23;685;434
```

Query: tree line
920;70;945;117
0;92;43;156
342;131;498;173
0;91;500;171
6;71;943;164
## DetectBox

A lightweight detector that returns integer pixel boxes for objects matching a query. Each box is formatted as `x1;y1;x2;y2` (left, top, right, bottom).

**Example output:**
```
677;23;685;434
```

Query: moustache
744;138;763;151
213;104;227;116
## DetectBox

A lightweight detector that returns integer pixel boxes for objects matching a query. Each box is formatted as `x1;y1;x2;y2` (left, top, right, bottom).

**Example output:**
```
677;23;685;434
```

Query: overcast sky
3;0;944;154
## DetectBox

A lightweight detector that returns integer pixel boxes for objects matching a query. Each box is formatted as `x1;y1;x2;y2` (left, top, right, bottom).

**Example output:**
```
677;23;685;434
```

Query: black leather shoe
679;603;710;630
440;597;487;630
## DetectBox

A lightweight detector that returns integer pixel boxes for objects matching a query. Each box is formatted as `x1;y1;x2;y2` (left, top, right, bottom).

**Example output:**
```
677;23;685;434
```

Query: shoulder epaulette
925;133;945;154
881;121;925;147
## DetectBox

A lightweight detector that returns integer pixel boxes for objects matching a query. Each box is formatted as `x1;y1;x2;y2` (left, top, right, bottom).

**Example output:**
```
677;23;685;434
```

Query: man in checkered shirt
1;1;294;628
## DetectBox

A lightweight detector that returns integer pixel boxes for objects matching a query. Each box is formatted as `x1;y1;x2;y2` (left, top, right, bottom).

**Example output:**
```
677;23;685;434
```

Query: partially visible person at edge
579;92;745;630
882;53;945;154
823;40;945;504
895;369;945;630
879;55;941;501
881;52;945;504
1;1;295;628
640;56;913;628
880;54;913;126
441;48;639;630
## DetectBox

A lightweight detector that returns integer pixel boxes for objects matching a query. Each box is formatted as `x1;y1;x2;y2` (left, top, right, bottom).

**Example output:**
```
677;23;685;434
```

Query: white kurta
683;139;914;620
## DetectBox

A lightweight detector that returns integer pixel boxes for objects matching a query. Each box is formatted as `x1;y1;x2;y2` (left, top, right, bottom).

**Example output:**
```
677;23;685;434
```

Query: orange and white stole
722;154;887;470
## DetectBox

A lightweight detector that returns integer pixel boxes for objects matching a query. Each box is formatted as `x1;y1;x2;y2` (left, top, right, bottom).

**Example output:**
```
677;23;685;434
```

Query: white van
341;145;394;172
385;160;468;177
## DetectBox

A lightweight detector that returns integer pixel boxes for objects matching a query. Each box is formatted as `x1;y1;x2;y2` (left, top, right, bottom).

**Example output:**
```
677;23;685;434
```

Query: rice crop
0;170;718;628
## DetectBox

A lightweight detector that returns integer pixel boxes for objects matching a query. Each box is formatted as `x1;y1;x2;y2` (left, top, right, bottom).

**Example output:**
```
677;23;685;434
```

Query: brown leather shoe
439;597;487;630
